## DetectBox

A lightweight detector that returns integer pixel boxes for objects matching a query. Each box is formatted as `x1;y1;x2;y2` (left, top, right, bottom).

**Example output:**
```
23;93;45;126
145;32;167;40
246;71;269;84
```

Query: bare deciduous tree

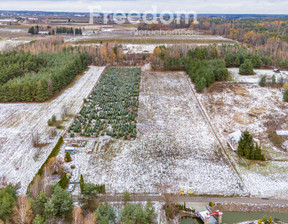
72;206;84;224
84;213;97;224
31;130;40;147
61;105;69;120
13;196;34;224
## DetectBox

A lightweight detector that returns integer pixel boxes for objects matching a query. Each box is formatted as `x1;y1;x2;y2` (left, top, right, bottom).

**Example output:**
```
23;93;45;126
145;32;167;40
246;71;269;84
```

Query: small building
197;210;223;224
65;147;76;154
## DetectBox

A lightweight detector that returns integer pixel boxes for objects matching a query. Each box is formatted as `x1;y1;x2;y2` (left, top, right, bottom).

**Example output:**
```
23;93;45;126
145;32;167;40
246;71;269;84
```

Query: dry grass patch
233;113;254;125
233;87;250;97
251;107;266;115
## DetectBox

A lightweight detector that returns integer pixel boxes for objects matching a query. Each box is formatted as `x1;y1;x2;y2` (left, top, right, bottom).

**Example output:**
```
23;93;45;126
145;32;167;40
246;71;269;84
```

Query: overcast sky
1;0;288;14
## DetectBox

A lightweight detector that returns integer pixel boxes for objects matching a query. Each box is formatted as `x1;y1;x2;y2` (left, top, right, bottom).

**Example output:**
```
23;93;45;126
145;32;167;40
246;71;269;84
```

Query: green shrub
237;131;265;161
0;185;17;221
284;89;288;102
259;76;266;87
58;174;68;189
95;204;116;224
52;115;57;123
64;151;72;162
120;202;156;224
123;190;131;202
239;59;254;75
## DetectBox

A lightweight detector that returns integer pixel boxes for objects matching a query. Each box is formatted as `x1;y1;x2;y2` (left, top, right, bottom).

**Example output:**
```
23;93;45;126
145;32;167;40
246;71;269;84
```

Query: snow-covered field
0;39;30;52
61;71;244;196
229;68;288;84
0;66;105;193
197;72;288;198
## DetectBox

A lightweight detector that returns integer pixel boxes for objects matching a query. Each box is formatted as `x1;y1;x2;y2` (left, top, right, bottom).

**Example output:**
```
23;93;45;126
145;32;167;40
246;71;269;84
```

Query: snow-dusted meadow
0;66;105;193
61;71;244;196
229;68;288;84
197;70;288;198
0;39;30;52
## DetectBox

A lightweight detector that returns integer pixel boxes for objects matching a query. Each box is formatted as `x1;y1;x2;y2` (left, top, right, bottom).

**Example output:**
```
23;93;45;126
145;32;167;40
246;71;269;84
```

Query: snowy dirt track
72;71;245;195
0;66;105;193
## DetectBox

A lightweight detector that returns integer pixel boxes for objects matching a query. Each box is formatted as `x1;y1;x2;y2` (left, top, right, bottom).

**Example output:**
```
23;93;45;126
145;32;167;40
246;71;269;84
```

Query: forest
197;17;288;67
0;50;88;102
150;44;275;91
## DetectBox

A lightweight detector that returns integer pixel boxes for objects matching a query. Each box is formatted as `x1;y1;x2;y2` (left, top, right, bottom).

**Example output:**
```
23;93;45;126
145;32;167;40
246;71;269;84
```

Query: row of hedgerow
0;50;88;102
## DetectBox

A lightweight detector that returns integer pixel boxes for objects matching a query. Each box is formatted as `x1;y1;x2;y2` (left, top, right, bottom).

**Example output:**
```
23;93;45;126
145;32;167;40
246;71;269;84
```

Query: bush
44;184;73;218
0;185;17;221
95;204;116;224
82;183;106;196
31;192;48;216
52;115;57;123
32;214;45;224
259;76;266;87
284;89;288;102
239;59;254;75
272;74;276;84
64;151;72;162
123;190;131;202
120;202;156;224
237;131;265;161
58;174;68;189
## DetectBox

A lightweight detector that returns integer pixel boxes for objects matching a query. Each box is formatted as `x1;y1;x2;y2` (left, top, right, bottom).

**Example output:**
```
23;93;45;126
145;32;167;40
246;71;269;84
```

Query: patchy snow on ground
122;44;164;54
0;39;30;52
60;71;244;196
197;78;288;199
0;66;105;193
239;161;288;198
229;68;288;84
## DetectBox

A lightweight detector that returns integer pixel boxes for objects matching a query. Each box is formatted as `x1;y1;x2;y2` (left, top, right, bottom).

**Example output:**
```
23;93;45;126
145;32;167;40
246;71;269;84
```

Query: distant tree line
28;26;82;35
56;27;82;35
0;50;88;102
197;17;288;66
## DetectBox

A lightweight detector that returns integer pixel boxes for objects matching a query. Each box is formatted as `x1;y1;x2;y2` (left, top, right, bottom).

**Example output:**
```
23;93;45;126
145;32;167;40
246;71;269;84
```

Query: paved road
98;194;288;206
